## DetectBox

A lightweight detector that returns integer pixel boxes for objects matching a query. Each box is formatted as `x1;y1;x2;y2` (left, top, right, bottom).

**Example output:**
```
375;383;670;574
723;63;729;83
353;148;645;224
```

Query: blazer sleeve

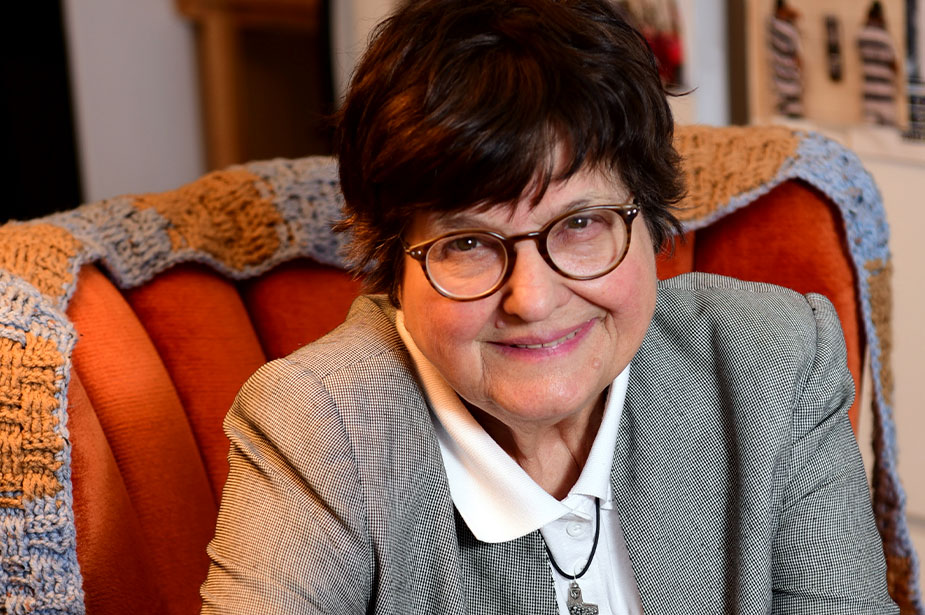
771;293;897;614
200;357;374;614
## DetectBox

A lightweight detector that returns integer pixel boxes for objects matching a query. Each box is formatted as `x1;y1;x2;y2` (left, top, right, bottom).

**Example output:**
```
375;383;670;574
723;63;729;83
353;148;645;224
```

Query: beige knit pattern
866;259;894;408
674;125;801;221
135;168;284;271
0;222;78;509
867;262;911;611
0;332;66;508
0;224;82;299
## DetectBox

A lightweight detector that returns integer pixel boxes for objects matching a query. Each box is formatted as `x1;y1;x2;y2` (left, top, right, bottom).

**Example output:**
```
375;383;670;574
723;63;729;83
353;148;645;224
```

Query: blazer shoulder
647;272;847;401
655;272;837;335
232;293;421;434
658;271;807;300
284;294;409;379
230;291;437;477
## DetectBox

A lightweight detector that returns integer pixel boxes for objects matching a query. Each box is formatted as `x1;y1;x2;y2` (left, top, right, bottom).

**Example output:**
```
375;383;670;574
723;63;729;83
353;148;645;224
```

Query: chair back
0;125;915;614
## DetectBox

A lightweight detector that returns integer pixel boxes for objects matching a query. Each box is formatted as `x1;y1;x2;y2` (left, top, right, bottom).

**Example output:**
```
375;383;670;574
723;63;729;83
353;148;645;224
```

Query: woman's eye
565;216;591;230
563;213;609;232
448;236;482;252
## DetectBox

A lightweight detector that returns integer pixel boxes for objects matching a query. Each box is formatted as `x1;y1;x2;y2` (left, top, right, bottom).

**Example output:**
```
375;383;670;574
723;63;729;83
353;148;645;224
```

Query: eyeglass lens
424;208;628;299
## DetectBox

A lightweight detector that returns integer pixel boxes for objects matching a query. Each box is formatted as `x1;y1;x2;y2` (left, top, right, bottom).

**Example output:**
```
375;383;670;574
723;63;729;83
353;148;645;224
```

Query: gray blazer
201;273;897;614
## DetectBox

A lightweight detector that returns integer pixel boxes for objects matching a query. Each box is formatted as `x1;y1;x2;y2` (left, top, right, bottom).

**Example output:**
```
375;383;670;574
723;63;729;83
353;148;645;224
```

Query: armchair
0;125;918;614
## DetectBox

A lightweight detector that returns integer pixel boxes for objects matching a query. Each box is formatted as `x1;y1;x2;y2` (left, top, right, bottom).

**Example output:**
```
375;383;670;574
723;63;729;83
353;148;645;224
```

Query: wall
329;0;729;125
746;0;907;126
62;0;390;198
330;0;400;101
62;0;204;202
61;0;726;203
674;0;729;125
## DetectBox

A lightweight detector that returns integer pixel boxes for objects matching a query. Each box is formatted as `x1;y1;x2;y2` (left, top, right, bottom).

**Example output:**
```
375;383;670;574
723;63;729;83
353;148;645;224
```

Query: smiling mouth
508;326;583;350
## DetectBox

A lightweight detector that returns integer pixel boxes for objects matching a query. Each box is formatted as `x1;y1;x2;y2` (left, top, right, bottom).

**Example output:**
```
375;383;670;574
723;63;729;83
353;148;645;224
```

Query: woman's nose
498;243;569;321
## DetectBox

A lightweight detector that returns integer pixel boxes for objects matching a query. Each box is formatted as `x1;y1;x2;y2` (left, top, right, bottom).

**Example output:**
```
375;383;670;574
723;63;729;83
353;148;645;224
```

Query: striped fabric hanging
857;18;899;125
768;7;804;118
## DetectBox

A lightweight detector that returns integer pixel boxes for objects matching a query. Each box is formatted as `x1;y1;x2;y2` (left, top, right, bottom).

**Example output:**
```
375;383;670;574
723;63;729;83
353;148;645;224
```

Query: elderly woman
200;1;896;613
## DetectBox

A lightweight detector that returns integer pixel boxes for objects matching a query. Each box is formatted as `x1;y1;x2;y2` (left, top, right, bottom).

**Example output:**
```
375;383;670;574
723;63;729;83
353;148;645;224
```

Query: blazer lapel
610;326;703;614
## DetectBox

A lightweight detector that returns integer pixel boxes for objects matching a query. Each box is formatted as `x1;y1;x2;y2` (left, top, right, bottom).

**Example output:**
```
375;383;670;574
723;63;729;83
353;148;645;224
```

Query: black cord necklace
543;498;601;615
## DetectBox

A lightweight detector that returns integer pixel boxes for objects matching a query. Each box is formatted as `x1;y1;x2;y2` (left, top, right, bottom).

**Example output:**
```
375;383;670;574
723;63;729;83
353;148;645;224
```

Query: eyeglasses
403;201;638;301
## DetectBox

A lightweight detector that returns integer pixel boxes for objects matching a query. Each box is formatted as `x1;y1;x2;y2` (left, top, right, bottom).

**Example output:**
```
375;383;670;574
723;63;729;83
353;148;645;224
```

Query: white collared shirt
396;312;643;615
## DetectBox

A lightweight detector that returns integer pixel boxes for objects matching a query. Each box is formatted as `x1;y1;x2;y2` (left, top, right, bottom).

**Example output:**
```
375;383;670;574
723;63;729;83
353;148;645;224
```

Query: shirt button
566;522;585;537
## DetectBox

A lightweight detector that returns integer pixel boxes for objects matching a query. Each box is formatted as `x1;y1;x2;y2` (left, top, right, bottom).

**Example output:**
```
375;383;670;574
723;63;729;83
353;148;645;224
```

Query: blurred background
1;0;922;589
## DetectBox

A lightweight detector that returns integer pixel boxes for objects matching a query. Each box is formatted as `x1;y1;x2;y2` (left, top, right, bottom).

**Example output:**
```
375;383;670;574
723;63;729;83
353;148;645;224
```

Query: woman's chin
470;384;606;431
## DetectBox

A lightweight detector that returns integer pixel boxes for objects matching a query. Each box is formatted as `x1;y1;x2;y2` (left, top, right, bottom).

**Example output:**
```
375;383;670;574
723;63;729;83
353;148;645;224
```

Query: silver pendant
566;580;599;615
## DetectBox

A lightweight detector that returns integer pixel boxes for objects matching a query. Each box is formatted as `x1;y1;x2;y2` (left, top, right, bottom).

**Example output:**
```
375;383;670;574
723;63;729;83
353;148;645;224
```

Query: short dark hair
335;0;685;304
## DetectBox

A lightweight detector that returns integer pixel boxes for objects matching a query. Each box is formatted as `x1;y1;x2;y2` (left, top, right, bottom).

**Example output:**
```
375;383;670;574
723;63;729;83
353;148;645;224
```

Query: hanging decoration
616;0;685;88
906;0;925;139
825;15;844;82
858;1;901;126
768;0;804;118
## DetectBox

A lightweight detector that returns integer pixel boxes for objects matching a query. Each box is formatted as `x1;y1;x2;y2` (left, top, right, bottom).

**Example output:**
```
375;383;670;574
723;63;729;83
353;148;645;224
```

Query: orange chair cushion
69;372;167;613
240;258;364;360
124;263;269;497
68;266;216;615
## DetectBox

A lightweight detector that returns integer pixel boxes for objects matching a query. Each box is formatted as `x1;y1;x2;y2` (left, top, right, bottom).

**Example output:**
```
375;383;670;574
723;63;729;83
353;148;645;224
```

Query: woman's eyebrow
432;196;624;233
435;211;490;230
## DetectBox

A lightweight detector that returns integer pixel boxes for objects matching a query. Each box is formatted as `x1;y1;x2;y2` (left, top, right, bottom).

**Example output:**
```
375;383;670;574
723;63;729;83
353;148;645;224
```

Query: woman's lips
508;326;583;349
492;318;598;354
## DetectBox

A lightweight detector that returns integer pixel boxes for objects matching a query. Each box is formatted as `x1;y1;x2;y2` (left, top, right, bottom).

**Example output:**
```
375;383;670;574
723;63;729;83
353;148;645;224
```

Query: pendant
566;580;599;615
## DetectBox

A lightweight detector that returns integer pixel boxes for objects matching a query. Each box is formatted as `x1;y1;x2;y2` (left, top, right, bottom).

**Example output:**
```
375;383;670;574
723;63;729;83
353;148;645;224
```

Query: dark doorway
1;2;83;224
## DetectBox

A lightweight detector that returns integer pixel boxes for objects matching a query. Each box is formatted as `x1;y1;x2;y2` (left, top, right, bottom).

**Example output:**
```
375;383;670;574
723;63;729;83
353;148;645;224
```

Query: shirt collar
395;310;629;543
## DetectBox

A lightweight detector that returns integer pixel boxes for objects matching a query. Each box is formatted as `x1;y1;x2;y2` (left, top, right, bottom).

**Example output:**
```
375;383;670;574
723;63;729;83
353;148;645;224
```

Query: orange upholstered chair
0;125;917;614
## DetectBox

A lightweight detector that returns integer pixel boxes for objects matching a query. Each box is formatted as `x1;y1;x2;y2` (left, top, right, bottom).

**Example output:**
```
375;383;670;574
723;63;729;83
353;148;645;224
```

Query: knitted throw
0;125;919;614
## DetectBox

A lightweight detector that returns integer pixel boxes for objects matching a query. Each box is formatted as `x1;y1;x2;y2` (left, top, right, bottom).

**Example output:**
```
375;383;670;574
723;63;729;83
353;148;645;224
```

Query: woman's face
399;167;657;434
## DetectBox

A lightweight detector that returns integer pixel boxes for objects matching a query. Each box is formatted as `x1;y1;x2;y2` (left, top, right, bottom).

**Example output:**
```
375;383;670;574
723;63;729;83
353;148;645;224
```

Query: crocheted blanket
0;125;919;614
